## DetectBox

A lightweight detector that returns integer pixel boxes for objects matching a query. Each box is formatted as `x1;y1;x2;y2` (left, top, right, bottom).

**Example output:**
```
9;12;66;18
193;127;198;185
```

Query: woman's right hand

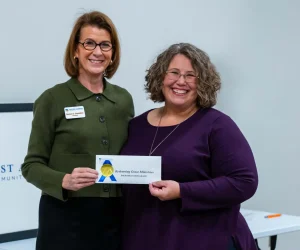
62;167;99;191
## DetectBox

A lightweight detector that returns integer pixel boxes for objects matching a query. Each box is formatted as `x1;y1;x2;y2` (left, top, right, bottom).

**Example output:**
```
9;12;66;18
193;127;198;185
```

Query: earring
74;56;78;60
103;70;107;77
110;60;113;65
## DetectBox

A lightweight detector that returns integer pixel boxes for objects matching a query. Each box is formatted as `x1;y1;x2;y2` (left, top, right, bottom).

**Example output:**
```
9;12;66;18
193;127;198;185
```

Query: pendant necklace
148;108;197;156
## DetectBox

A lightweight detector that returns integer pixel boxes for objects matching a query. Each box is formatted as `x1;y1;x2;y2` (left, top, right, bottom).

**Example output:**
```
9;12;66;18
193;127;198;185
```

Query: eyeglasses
165;69;199;83
78;39;113;52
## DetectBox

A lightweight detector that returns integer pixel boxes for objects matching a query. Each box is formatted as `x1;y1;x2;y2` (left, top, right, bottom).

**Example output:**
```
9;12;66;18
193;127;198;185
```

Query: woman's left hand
149;180;180;201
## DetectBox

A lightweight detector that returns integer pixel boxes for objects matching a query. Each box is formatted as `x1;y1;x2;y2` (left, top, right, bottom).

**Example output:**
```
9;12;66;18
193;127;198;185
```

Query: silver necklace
148;108;197;156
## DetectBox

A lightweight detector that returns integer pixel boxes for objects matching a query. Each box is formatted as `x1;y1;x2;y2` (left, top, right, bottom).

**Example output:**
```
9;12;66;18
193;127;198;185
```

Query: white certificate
95;155;161;184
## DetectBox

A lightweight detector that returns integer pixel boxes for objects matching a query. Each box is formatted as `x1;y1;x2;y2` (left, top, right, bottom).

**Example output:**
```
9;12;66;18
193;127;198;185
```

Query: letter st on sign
0;164;23;182
0;164;14;173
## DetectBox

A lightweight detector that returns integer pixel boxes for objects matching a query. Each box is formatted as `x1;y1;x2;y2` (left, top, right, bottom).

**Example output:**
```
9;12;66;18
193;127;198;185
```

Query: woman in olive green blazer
22;11;134;250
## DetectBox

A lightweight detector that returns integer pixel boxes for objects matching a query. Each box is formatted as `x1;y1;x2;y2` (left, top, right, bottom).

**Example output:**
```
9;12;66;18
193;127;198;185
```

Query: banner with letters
0;104;40;238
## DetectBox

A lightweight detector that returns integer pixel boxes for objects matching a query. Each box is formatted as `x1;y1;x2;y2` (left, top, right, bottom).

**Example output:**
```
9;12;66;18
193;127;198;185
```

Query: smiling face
75;25;112;78
162;54;198;110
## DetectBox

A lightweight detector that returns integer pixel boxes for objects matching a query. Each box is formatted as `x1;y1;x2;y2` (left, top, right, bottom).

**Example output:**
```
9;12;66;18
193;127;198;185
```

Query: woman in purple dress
120;43;258;250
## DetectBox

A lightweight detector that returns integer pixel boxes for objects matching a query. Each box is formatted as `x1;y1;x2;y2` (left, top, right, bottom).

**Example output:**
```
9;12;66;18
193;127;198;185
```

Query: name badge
64;106;85;119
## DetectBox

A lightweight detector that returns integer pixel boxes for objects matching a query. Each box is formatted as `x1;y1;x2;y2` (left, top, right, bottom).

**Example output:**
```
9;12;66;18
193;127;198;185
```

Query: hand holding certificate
95;155;161;184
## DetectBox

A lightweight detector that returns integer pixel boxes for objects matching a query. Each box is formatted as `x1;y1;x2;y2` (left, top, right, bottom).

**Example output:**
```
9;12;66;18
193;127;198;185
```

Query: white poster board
0;108;40;235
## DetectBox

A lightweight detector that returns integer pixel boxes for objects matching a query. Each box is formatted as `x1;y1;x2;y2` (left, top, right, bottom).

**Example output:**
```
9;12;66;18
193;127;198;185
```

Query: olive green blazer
22;78;134;201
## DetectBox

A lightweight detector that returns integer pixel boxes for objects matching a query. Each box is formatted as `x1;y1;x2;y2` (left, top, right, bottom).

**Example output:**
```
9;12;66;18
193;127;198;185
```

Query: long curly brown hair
145;43;221;108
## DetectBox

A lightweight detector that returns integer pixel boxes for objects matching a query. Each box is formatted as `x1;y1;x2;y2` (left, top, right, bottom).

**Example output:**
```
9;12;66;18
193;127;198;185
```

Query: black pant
36;195;122;250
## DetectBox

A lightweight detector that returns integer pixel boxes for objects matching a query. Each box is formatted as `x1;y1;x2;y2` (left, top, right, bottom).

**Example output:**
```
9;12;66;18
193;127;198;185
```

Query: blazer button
99;116;105;123
103;184;109;192
96;95;102;102
102;139;109;145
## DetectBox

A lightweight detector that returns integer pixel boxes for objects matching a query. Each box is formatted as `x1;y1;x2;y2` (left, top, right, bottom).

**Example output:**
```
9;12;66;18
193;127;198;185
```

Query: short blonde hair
64;11;121;79
145;43;221;108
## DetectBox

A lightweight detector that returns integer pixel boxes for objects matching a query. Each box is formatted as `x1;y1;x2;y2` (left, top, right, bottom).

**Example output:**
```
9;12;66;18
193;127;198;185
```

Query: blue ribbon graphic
98;160;117;182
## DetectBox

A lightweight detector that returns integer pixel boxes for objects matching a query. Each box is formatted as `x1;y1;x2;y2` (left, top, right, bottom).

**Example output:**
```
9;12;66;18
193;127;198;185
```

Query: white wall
0;0;299;249
217;2;300;249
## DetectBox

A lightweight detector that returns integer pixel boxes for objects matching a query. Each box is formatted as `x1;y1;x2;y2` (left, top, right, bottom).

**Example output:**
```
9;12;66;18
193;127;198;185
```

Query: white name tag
64;106;85;119
95;155;161;184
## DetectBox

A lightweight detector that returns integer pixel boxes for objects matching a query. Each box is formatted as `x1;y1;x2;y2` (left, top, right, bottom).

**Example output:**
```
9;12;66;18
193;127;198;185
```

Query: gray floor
0;238;36;250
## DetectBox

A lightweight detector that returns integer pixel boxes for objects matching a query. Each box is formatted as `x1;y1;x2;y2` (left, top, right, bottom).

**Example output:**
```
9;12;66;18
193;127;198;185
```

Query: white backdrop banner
0;111;40;234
